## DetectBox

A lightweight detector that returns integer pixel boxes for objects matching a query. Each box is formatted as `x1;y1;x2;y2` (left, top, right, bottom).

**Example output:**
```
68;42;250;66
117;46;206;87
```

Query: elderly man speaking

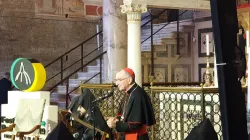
107;68;155;140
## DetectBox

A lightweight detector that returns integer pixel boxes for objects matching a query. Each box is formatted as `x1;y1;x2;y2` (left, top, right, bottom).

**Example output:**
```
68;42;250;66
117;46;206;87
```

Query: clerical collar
126;83;138;95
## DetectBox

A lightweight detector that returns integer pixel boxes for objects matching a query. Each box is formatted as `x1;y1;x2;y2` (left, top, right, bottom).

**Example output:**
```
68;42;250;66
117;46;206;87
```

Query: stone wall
0;0;102;88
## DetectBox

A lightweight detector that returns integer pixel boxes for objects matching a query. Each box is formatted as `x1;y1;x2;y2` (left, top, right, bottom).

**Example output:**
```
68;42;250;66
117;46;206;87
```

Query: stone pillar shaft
103;0;127;82
214;52;218;87
121;4;147;86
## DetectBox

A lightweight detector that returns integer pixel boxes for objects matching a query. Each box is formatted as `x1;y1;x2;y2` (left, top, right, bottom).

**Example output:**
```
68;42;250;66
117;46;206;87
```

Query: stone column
103;0;127;82
213;53;218;87
121;4;147;86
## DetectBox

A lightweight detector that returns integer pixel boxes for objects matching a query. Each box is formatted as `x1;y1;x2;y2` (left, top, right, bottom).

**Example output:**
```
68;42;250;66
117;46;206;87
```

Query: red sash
125;125;148;140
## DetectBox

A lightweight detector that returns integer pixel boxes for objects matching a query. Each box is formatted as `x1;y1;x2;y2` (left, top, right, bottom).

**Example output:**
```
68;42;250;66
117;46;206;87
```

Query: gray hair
2;72;10;78
121;69;135;83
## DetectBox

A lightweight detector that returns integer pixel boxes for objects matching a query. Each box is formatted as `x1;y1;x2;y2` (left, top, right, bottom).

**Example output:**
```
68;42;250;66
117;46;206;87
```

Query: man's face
115;71;130;91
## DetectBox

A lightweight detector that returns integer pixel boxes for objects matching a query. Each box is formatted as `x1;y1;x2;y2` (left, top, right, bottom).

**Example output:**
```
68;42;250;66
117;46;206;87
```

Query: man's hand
105;117;112;121
107;117;118;128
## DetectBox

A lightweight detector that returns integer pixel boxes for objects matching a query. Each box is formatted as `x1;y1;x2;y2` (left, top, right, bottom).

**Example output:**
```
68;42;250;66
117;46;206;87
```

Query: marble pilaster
121;4;147;86
103;0;128;82
213;51;218;87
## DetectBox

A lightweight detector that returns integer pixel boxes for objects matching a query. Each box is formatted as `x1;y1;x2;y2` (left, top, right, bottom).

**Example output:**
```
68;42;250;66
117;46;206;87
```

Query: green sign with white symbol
10;58;46;92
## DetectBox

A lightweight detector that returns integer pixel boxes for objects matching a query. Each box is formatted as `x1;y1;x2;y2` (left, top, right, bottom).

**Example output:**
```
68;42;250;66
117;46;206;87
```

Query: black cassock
116;83;156;140
0;78;12;104
46;121;75;140
46;89;112;140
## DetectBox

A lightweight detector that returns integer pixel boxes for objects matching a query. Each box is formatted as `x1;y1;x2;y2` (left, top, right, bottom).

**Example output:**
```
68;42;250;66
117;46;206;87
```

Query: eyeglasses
114;77;130;82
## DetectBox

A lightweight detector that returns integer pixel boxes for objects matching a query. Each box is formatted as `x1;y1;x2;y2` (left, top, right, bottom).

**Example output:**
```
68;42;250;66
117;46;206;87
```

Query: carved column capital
120;4;147;21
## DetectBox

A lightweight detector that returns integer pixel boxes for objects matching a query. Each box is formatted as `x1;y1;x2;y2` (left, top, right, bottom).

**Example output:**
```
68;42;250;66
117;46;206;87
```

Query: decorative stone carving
120;4;147;21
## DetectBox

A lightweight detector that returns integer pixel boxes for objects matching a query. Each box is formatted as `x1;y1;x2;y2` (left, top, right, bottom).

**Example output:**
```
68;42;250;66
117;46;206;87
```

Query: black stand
91;91;113;139
91;105;96;140
210;0;248;139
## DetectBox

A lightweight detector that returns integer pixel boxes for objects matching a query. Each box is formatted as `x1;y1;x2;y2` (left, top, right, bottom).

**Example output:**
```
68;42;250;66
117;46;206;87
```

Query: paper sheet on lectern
13;99;45;135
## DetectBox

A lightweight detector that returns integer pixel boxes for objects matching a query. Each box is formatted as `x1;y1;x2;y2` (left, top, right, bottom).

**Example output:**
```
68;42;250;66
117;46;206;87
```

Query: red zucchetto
123;68;135;78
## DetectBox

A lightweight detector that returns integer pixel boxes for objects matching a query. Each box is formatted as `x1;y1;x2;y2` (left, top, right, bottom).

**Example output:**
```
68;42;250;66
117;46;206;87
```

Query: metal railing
142;82;201;87
237;0;250;6
46;11;153;78
47;8;190;110
45;31;104;88
141;10;187;76
56;9;170;98
44;9;169;92
49;51;107;92
46;45;104;83
141;10;187;44
74;83;247;140
149;86;221;140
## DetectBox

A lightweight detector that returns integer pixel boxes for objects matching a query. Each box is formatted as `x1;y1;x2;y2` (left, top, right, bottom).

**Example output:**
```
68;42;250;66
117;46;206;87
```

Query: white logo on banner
15;62;31;85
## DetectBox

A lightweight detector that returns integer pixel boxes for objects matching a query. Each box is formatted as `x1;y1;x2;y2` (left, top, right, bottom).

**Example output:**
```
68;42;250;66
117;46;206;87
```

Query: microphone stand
91;105;96;140
91;91;114;139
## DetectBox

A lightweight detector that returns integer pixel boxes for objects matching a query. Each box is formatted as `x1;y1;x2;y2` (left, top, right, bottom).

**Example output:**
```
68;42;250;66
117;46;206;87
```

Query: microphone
92;92;114;104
